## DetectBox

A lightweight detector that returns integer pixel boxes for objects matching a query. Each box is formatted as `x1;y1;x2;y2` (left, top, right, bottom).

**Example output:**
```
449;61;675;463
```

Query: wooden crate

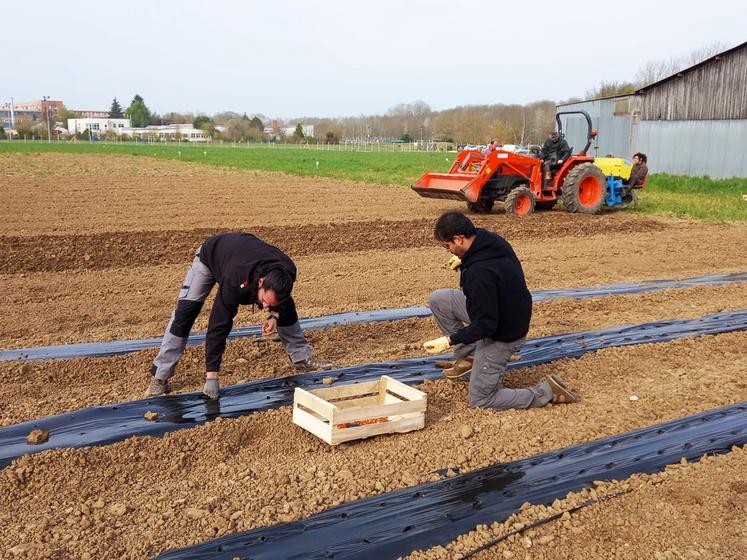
292;375;427;445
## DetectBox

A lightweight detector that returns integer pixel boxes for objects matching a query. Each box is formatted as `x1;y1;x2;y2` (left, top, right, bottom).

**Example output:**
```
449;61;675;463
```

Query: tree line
7;42;727;145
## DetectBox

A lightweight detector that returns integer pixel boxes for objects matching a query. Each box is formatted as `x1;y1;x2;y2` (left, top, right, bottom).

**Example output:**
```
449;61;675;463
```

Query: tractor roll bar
556;110;596;156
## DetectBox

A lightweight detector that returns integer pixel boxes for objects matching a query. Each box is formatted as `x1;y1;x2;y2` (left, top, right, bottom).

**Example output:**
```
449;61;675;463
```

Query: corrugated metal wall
638;120;747;177
558;99;747;178
558;98;635;159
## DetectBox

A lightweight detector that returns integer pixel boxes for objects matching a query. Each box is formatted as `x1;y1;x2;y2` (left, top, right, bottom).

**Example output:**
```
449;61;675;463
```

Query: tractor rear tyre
504;186;535;216
562;163;605;214
467;199;494;214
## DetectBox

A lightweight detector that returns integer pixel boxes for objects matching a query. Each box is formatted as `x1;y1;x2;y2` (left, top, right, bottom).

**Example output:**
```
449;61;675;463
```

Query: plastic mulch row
2;272;745;362
1;309;745;469
155;401;747;559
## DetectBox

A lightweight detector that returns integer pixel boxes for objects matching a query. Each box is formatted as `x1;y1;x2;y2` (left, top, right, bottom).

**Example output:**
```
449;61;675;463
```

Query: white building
122;123;211;142
281;124;314;138
67;118;130;136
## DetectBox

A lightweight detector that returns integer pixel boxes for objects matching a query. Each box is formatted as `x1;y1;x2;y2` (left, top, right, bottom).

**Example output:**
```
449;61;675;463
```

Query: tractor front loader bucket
411;172;483;203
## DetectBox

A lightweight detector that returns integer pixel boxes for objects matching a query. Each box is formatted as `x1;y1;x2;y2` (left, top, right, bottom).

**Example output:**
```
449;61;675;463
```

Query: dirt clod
459;425;475;439
26;429;48;444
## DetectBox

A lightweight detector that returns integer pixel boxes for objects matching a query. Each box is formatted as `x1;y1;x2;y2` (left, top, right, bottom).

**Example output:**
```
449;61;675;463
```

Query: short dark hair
262;268;294;302
434;212;477;242
634;152;647;163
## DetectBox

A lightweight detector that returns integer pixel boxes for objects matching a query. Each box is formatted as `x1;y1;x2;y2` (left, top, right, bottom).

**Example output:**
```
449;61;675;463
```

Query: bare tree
634;41;731;87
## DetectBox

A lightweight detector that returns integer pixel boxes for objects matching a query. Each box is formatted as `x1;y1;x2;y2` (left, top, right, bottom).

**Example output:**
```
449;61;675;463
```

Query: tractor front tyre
562;163;606;214
504;187;535;216
467;199;494;214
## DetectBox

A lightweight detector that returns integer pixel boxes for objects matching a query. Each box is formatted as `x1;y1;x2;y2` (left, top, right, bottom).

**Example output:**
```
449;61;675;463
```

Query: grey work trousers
428;288;552;410
152;248;312;381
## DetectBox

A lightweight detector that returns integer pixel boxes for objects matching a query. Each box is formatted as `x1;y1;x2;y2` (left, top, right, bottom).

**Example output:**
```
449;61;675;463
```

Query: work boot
146;377;171;397
294;356;333;374
547;374;578;404
443;357;473;380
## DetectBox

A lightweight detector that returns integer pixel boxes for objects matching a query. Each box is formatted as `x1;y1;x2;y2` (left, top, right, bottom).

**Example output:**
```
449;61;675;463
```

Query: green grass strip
2;141;746;221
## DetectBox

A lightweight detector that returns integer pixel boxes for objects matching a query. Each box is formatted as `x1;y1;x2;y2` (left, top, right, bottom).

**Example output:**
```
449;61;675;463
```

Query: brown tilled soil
2;282;747;426
1;154;747;559
1;332;745;559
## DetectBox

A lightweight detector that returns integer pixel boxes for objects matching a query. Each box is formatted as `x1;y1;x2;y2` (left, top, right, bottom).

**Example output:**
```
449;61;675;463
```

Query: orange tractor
412;111;625;215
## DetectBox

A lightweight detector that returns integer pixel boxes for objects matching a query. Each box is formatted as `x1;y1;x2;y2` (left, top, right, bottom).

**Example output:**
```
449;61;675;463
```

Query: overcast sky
3;0;745;119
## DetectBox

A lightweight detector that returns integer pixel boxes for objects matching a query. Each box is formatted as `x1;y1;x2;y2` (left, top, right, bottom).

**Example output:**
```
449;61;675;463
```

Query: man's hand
423;336;451;354
446;255;462;271
262;317;277;336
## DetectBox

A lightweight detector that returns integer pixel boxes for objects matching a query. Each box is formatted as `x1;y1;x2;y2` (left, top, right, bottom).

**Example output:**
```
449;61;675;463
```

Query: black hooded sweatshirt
449;228;532;346
199;232;297;371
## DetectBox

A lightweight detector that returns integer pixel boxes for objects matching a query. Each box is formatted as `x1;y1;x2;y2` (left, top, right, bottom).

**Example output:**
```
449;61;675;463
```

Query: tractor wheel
467;199;494;214
504;186;535;216
562;163;606;214
535;200;558;211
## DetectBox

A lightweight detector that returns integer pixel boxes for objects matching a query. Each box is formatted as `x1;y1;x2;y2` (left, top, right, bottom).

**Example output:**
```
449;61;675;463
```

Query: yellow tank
593;157;632;180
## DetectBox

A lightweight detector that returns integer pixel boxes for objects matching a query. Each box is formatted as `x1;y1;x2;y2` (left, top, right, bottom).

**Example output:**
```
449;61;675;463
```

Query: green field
2;140;745;221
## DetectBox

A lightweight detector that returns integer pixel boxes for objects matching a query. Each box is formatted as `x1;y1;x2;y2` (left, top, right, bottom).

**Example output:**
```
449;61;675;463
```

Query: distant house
558;41;747;178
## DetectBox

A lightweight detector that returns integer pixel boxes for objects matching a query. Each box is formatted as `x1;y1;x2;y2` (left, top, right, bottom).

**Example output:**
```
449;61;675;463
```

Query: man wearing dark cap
147;232;332;399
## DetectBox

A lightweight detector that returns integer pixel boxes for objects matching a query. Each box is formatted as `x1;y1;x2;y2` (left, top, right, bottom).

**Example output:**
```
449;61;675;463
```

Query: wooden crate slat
330;415;426;445
333;395;381;410
292;406;332;444
293;388;336;421
382;376;426;402
334;397;426;424
311;379;381;400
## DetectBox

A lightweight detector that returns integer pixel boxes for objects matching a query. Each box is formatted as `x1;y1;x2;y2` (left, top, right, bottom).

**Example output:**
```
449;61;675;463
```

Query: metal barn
557;41;747;178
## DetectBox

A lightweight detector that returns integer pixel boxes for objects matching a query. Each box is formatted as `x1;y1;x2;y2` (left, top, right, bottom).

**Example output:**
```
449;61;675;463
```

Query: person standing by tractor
482;140;497;155
422;211;578;410
540;131;572;181
146;232;333;399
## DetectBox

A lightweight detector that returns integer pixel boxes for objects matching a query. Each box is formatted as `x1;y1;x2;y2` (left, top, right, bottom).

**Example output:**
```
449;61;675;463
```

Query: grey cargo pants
151;247;312;381
428;288;552;410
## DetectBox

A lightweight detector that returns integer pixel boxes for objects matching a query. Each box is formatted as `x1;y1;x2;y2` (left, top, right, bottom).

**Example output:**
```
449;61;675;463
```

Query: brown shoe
146;377;171;397
547;374;578;404
294;356;333;374
443;357;473;379
434;360;454;369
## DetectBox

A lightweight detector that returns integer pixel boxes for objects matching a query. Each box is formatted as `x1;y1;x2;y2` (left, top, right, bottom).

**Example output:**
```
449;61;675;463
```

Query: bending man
147;232;332;399
423;212;577;410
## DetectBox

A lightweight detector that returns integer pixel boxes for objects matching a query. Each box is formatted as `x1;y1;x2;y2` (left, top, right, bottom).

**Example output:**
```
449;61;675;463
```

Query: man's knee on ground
468;389;496;409
428;288;451;311
169;300;204;337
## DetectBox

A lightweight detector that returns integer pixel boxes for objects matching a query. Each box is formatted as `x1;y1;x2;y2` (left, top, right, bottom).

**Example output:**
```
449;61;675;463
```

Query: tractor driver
540;131;572;182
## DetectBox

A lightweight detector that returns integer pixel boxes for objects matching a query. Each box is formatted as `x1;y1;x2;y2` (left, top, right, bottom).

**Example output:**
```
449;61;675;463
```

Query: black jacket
199;232;298;371
450;229;532;345
540;137;572;162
